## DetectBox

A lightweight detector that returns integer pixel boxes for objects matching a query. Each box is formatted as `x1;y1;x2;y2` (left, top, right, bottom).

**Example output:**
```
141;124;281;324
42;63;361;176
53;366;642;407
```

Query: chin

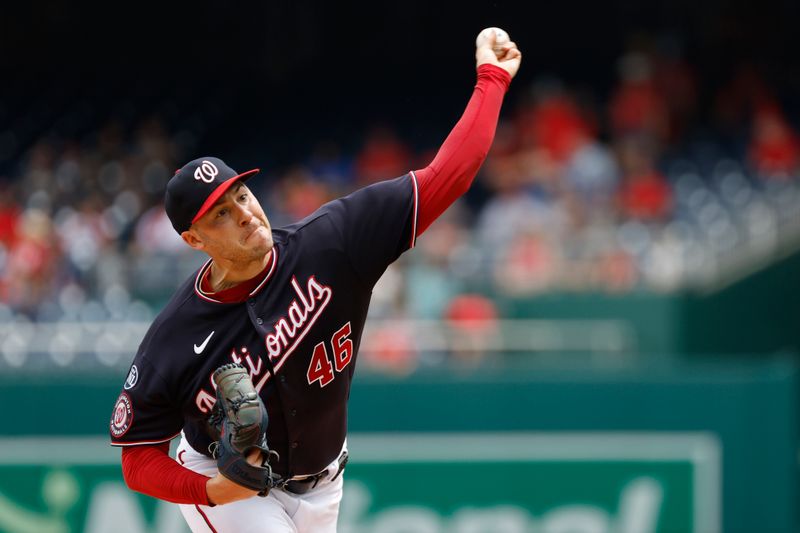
251;233;274;255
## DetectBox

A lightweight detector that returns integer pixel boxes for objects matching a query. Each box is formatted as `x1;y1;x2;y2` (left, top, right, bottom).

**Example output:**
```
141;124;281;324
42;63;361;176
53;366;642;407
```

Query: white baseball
475;27;510;57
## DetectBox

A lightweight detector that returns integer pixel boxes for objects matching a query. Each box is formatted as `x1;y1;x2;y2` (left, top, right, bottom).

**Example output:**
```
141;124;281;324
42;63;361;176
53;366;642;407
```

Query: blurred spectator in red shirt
615;135;673;221
493;230;561;296
515;79;592;163
609;52;670;147
1;209;60;315
361;323;418;376
444;293;499;367
748;105;800;178
354;124;413;185
0;184;20;247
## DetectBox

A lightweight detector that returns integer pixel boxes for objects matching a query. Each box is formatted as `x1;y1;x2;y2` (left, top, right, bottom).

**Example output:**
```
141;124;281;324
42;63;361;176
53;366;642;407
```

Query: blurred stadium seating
2;37;800;372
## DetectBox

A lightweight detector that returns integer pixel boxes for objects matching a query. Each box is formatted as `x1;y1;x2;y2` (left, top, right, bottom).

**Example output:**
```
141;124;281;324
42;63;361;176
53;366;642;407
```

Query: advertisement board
0;432;719;533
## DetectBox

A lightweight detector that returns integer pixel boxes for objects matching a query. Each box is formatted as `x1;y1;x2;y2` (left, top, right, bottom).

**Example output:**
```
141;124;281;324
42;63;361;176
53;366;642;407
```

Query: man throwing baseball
109;29;521;532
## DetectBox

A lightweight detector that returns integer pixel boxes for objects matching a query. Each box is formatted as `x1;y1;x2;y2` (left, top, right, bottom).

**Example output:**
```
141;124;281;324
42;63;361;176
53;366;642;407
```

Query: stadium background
1;1;799;532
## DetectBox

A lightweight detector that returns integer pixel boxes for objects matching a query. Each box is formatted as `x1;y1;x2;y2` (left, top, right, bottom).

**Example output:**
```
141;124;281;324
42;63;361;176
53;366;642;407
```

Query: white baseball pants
175;437;344;533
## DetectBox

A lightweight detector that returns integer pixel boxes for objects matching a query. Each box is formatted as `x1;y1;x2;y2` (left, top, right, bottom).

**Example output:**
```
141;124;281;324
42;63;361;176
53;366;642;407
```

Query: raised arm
413;28;521;235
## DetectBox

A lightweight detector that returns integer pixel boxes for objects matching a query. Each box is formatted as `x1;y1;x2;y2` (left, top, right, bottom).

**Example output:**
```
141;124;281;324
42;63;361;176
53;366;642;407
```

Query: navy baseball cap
164;157;260;233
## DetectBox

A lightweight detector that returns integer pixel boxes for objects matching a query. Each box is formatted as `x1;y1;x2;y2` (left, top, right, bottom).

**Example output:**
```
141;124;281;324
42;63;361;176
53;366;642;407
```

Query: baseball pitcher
109;29;521;532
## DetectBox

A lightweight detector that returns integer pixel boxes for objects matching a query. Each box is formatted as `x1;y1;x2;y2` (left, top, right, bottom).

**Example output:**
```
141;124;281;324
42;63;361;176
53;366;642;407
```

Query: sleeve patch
110;392;134;438
124;365;139;390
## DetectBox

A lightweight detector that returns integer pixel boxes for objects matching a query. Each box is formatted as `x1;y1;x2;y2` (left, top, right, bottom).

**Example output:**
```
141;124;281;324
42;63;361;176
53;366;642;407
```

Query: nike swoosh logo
194;331;215;355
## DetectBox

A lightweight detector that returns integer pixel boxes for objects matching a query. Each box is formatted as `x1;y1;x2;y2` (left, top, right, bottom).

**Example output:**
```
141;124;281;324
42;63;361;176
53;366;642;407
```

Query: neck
208;250;272;292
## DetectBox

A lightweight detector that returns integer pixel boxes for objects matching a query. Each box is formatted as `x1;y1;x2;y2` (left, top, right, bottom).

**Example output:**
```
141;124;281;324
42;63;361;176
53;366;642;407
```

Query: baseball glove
208;363;280;495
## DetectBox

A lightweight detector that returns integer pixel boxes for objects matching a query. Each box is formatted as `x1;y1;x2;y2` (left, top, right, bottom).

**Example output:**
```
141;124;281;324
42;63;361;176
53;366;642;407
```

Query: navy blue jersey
110;174;419;477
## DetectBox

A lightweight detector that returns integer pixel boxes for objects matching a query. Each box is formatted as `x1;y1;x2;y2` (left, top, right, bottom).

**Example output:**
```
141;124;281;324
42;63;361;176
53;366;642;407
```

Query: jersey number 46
306;322;353;388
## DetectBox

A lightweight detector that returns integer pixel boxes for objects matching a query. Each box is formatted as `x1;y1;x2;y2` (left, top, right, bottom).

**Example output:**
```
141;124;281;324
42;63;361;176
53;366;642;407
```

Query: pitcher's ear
181;229;204;251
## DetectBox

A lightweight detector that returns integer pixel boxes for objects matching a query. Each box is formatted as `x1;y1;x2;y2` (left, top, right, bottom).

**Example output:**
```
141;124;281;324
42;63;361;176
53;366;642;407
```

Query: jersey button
256;317;263;325
290;409;297;417
249;300;255;307
280;375;286;383
291;441;299;449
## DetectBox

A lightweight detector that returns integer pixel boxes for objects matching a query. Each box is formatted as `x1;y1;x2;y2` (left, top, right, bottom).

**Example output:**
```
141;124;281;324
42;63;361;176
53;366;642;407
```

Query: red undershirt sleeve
121;443;211;505
413;63;511;236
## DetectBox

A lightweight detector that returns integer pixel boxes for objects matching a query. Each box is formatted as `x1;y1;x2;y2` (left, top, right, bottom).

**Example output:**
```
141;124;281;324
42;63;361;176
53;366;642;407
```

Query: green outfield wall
0;353;796;533
500;249;800;358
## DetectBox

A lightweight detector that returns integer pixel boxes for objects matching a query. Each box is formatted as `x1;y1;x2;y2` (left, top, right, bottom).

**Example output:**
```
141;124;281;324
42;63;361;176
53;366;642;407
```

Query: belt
282;450;349;495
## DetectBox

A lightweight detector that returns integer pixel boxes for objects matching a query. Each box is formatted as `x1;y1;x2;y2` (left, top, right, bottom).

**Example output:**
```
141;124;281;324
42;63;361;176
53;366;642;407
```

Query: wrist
205;473;258;506
477;64;512;88
205;476;219;506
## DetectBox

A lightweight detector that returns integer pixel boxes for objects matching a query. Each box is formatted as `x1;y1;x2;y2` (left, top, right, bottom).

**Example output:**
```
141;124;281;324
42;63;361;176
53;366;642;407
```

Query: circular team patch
124;365;138;390
110;393;133;438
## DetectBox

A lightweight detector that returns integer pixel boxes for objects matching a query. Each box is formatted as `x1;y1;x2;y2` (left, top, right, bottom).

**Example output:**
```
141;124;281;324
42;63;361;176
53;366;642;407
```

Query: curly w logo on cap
193;160;219;183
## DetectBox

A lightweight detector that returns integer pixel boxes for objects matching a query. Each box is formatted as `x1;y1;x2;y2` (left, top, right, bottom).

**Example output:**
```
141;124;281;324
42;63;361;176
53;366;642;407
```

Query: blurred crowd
1;36;800;358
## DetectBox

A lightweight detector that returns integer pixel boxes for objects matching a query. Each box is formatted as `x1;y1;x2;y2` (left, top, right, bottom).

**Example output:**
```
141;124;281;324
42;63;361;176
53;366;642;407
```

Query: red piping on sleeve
409;171;419;248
